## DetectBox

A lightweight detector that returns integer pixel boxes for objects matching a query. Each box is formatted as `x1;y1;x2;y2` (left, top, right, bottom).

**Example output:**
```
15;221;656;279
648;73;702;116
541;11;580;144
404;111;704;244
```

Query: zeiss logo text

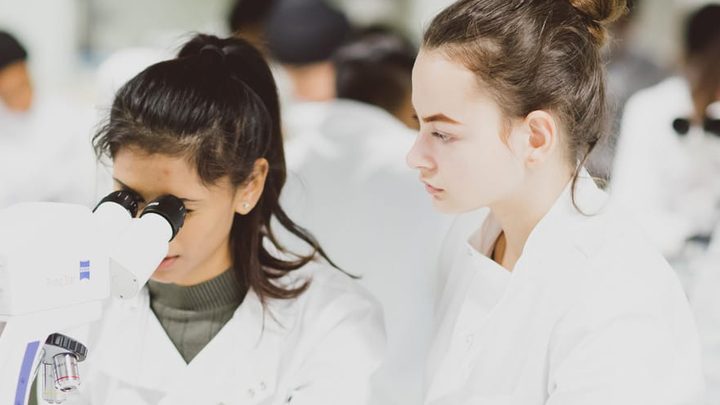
79;260;91;281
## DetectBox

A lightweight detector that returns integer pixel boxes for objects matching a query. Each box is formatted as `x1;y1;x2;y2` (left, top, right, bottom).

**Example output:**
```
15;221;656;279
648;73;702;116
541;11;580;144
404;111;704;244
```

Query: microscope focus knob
45;333;88;361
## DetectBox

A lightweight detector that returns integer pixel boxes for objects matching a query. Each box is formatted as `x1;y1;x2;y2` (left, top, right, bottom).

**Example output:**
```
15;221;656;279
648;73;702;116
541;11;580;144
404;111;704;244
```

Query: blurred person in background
611;7;720;401
0;31;32;112
265;0;351;117
333;26;419;130
227;0;277;53
692;212;720;405
0;30;96;209
586;0;667;180
280;26;452;405
611;4;720;280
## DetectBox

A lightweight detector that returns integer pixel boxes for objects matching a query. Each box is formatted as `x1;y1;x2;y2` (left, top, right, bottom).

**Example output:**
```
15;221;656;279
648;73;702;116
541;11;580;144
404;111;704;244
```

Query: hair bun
569;0;628;45
199;44;227;63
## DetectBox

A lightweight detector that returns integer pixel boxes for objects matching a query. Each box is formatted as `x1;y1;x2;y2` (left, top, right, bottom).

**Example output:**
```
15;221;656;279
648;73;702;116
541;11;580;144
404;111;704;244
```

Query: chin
433;195;490;215
150;265;183;284
431;199;464;215
149;272;175;284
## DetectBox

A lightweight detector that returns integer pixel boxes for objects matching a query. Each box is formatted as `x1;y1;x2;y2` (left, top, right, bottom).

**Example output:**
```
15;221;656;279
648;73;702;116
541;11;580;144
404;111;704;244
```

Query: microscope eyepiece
140;195;186;241
93;190;144;217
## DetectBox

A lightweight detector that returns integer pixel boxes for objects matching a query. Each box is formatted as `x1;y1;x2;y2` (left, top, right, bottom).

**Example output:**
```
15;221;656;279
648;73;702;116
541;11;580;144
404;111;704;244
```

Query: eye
432;131;451;142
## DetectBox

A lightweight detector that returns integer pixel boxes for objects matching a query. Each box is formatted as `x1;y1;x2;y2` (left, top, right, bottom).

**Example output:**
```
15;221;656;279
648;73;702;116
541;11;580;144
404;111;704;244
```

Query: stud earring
242;202;250;210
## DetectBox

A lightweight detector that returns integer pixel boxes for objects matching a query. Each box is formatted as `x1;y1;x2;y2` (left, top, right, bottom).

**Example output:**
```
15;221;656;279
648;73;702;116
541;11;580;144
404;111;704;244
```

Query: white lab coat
690;246;720;405
280;100;452;405
426;172;705;405
57;262;385;405
611;76;720;261
0;95;97;209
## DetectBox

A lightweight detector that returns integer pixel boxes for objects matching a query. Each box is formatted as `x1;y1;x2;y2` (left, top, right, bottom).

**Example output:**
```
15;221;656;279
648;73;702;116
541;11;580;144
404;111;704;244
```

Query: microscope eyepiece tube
140;195;186;241
93;190;143;217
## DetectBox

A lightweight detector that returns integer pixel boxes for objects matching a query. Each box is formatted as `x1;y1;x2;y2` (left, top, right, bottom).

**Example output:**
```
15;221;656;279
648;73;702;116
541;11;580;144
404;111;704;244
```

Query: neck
285;62;336;102
489;162;573;271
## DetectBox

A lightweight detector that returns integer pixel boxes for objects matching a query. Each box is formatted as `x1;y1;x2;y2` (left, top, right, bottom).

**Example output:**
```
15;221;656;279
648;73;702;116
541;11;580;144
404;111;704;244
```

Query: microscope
0;191;186;405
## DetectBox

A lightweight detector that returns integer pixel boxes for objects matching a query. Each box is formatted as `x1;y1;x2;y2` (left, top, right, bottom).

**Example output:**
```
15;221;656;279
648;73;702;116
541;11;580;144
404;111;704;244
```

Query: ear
234;158;269;215
521;110;559;166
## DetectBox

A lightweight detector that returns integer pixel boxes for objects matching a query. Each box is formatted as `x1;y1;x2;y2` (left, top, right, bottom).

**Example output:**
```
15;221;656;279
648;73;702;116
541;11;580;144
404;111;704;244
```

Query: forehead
412;48;497;117
0;62;30;85
112;147;207;196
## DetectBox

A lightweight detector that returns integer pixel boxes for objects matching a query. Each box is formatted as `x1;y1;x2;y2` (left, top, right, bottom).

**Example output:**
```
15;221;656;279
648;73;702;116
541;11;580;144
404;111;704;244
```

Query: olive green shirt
147;269;246;364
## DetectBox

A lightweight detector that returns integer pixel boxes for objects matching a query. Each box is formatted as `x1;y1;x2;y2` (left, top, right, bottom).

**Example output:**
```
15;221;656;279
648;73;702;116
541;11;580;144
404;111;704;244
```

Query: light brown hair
424;0;628;195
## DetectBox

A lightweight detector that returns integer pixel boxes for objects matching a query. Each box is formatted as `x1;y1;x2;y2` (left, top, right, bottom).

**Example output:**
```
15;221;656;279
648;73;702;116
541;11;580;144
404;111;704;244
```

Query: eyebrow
419;113;461;125
112;178;200;203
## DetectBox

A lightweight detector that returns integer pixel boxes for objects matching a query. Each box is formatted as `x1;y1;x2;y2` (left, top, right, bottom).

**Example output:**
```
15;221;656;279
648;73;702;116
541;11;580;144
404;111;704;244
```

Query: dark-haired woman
407;0;705;403
60;34;384;405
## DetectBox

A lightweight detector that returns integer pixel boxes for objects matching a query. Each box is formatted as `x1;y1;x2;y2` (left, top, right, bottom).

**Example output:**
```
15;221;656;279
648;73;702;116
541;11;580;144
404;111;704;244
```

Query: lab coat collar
517;169;609;270
469;169;609;271
95;285;273;395
426;171;610;401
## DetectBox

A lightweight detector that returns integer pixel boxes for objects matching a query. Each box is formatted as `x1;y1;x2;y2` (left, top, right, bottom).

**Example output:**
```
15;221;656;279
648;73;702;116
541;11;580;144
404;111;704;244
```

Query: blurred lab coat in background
0;94;96;209
611;76;720;405
611;76;720;279
280;99;452;405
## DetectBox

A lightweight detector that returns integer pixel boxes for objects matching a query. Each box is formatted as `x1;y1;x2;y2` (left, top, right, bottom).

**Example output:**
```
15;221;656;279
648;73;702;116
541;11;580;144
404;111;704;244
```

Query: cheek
171;210;235;255
445;137;524;208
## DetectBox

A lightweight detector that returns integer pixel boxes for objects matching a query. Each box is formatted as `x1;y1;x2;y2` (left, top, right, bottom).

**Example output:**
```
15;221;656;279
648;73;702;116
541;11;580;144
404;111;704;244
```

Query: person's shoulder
268;261;385;361
572;208;687;314
274;260;383;323
624;76;689;116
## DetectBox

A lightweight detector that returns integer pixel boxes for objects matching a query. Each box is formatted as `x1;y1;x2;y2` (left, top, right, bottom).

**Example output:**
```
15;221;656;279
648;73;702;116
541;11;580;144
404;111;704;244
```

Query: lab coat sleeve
545;268;704;405
284;289;386;405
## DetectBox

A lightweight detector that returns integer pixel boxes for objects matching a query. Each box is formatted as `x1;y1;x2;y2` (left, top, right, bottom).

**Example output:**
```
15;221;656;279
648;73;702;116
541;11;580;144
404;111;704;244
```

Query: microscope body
0;194;184;405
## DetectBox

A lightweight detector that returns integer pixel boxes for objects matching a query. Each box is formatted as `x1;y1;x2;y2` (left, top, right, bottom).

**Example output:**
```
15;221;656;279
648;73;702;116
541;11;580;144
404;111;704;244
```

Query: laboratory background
1;0;720;403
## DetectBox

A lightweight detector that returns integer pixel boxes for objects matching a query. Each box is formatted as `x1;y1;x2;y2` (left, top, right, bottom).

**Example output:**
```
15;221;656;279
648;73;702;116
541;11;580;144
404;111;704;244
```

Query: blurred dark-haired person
586;0;667;180
0;30;32;112
611;4;720;274
0;30;96;208
37;34;384;405
265;0;351;114
333;27;418;130
280;26;451;405
227;0;276;52
612;5;720;403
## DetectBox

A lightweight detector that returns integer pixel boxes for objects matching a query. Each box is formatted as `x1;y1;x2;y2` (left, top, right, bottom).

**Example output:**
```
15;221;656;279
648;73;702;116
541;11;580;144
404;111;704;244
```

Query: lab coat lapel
426;172;609;402
425;253;478;398
93;289;186;393
158;290;286;405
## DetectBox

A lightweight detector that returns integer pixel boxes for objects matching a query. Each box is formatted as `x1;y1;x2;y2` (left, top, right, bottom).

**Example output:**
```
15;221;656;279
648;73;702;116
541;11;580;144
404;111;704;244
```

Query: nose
406;132;435;172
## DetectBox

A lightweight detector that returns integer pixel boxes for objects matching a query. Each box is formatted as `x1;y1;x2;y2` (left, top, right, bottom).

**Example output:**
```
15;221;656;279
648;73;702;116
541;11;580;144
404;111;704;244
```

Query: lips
422;181;444;195
157;255;179;270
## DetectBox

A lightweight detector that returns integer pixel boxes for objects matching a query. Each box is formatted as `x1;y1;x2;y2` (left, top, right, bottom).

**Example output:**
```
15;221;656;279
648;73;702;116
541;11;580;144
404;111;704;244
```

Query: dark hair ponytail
94;34;337;304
